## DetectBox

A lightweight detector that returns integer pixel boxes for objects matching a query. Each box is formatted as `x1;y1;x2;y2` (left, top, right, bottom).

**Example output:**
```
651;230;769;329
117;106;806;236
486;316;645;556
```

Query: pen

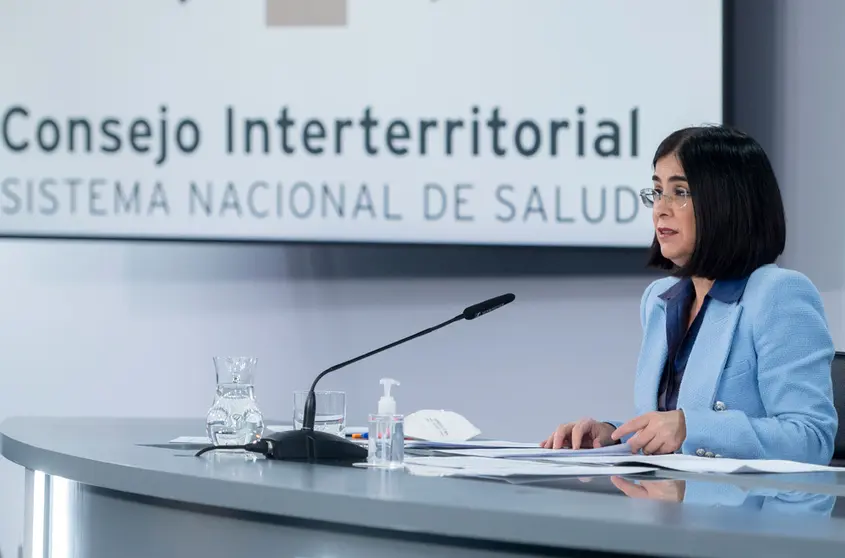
350;433;412;440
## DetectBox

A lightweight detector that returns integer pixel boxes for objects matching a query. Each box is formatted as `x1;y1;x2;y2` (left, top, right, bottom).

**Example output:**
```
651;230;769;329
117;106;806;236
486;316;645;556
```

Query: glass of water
205;357;265;446
293;390;346;436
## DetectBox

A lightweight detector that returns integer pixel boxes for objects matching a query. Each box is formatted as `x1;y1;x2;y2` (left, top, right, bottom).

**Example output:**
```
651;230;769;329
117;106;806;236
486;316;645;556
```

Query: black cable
195;439;270;457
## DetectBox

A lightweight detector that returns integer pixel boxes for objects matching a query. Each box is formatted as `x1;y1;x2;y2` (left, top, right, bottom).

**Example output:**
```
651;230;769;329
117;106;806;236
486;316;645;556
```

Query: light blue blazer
625;263;838;465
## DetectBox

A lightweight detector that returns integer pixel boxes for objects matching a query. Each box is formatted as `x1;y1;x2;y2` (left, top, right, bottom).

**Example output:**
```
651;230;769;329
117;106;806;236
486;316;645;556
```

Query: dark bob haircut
646;125;786;280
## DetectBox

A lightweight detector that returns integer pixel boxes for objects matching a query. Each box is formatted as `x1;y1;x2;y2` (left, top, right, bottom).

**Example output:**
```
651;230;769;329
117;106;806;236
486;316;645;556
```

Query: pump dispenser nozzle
378;378;400;415
368;378;405;469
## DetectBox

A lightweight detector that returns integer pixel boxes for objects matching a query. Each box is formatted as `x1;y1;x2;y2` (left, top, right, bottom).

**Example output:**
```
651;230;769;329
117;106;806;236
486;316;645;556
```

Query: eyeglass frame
639;188;692;210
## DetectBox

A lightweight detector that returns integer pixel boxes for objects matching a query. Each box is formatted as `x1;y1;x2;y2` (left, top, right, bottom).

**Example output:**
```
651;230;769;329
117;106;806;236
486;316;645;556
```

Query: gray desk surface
3;417;845;558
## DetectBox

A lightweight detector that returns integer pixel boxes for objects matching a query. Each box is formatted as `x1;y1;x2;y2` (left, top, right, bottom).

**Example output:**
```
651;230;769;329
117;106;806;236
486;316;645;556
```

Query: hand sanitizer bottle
367;378;404;469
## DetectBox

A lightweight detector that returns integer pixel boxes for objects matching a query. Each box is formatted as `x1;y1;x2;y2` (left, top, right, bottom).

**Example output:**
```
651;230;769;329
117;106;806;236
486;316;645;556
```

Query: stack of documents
403;455;655;478
424;443;635;458
432;446;845;475
395;411;845;476
405;439;549;450
529;453;845;474
398;441;656;479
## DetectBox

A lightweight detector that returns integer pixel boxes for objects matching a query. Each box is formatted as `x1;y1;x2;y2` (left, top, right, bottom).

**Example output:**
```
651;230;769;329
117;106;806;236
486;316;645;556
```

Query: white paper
404;439;541;450
536;453;845;474
168;436;210;444
404;410;482;442
435;443;635;459
402;456;654;478
168;424;292;445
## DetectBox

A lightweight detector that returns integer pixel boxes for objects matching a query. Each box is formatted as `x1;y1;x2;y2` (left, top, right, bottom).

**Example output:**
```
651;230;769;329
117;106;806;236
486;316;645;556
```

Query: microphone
196;293;515;463
302;292;516;430
462;293;515;320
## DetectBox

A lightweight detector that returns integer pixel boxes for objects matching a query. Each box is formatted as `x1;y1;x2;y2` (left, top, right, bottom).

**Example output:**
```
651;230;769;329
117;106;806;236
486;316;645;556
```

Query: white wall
731;0;845;344
4;0;845;556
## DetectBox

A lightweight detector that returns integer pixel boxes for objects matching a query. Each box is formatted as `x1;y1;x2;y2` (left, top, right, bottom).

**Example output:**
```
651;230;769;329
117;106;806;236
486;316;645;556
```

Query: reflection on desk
617;478;837;518
497;474;839;518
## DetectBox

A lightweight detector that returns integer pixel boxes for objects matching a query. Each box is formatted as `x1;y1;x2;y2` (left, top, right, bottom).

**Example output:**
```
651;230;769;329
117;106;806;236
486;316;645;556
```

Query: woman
541;125;838;465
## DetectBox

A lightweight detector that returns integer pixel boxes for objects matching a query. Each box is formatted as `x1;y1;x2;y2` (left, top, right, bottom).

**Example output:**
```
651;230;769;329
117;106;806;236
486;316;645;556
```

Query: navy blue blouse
656;277;749;412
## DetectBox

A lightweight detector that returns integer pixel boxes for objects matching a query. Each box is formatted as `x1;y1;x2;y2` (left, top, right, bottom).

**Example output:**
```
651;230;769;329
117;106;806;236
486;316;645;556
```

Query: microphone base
261;428;369;464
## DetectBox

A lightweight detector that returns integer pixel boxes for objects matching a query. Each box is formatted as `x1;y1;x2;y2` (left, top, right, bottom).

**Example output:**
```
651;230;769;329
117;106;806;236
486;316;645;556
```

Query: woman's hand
611;477;686;502
540;418;616;449
611;410;686;454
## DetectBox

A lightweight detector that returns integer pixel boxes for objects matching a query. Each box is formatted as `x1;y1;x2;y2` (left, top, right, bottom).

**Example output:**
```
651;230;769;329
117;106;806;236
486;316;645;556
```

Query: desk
2;417;845;558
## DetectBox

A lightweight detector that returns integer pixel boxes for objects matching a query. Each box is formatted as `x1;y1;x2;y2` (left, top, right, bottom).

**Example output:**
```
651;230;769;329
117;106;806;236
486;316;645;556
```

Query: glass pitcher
205;356;265;445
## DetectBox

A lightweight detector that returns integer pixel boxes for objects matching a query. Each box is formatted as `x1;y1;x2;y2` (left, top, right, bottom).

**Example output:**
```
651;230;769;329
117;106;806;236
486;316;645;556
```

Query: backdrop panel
0;0;723;247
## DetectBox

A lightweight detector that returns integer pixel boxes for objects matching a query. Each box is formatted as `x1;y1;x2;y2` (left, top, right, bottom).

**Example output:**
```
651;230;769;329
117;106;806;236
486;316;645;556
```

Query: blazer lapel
634;298;668;413
678;300;743;409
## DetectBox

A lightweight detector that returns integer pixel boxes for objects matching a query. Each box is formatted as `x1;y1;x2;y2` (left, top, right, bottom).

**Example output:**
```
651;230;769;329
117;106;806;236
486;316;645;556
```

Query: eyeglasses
639;188;691;209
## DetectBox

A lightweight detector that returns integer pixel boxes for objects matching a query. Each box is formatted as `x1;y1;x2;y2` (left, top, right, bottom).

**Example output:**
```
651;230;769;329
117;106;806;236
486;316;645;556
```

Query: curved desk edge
3;418;845;558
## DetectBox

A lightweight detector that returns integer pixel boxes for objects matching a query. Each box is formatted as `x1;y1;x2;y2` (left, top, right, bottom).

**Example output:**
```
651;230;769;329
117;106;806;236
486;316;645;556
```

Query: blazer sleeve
680;272;838;465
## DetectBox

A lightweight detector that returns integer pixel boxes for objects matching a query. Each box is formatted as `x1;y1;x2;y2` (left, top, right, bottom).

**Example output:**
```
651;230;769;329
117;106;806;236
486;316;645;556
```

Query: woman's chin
660;247;689;267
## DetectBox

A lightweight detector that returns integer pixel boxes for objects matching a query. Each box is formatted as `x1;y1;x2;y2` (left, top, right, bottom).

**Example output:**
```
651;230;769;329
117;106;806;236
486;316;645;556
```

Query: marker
351;432;412;440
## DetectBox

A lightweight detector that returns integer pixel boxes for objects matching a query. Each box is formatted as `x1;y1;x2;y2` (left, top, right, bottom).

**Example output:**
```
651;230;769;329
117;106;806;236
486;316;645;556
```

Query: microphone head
462;293;515;320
